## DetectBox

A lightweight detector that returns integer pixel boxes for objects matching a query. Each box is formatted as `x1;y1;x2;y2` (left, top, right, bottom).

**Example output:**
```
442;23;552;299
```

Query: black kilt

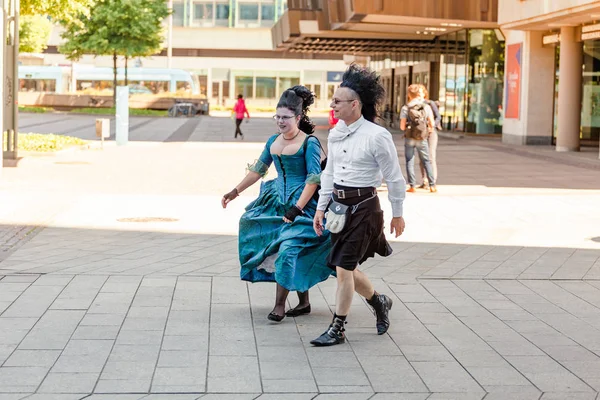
327;186;393;271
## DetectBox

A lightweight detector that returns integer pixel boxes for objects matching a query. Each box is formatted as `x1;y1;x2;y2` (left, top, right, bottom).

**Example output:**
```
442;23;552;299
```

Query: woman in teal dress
221;86;332;322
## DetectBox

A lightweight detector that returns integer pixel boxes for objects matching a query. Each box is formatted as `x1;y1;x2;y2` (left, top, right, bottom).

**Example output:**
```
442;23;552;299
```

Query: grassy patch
4;133;88;152
18;106;52;113
70;107;168;117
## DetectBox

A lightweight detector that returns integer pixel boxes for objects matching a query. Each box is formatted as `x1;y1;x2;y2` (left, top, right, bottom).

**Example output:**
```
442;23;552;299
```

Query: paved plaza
0;114;599;399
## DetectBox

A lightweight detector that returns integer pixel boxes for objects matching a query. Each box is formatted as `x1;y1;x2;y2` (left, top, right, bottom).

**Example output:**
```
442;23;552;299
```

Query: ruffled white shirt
317;116;406;217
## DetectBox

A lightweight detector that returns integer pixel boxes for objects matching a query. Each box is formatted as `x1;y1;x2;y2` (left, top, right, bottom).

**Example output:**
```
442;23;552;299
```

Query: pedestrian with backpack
400;84;437;193
417;84;440;189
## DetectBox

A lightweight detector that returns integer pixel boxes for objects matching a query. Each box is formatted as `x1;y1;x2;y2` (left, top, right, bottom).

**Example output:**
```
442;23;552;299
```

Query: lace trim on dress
257;253;277;274
305;173;321;185
247;159;269;177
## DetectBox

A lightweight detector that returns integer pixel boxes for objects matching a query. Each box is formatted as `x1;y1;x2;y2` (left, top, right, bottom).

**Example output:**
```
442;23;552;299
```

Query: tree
59;0;169;103
19;15;53;53
21;0;94;24
19;0;94;54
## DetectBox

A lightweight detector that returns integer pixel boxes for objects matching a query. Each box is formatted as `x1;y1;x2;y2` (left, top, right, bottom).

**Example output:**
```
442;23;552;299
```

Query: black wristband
284;205;304;222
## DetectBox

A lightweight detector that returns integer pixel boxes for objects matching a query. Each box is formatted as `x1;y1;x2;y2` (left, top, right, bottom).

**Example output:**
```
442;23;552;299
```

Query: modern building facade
29;0;348;109
18;0;600;154
499;0;600;152
272;0;503;134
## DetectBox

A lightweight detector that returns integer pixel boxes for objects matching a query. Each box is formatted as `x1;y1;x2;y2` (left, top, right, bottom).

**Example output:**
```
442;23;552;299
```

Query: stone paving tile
37;372;98;393
411;362;485;393
2;237;600;398
426;395;485;400
369;395;430;400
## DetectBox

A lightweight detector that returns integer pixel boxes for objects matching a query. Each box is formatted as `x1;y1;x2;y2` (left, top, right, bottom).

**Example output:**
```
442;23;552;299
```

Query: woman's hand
221;188;239;208
283;205;303;223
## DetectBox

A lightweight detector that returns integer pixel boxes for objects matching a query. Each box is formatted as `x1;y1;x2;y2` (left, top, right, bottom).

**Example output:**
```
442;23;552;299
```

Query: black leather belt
332;187;376;200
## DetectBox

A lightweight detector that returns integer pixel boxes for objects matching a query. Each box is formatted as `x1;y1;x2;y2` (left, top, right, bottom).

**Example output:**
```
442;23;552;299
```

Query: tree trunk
113;52;117;105
124;56;128;86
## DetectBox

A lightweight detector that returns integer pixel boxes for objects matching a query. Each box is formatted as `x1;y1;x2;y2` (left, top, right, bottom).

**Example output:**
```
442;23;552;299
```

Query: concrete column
207;68;212;98
556;26;582;152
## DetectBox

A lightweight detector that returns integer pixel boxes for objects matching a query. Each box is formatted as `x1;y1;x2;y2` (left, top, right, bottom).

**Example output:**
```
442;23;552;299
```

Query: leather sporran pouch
325;200;350;234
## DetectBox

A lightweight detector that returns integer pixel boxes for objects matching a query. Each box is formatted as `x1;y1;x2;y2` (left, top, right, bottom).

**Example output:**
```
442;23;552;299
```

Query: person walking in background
222;86;333;322
401;84;437;193
418;85;440;189
233;94;250;139
311;65;406;347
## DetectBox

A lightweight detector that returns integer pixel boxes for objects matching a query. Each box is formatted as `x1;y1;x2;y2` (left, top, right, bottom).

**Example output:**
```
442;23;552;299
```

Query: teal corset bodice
248;134;322;213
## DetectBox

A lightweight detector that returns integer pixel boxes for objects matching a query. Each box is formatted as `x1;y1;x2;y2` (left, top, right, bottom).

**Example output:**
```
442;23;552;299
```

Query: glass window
256;77;276;98
240;3;259;20
313;84;321;99
193;2;214;26
197;75;207;96
235;76;253;99
278;77;299;96
222;81;230;101
580;40;600;143
176;81;193;93
467;29;505;134
212;81;220;98
327;83;337;100
260;4;275;26
172;1;185;26
215;1;230;26
19;79;56;92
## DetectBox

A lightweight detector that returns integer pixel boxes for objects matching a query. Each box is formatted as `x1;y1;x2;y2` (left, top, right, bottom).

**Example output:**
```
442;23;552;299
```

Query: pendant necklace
282;130;300;141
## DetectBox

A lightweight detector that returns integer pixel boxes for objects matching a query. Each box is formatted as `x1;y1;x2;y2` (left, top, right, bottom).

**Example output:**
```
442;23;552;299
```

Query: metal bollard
95;118;110;149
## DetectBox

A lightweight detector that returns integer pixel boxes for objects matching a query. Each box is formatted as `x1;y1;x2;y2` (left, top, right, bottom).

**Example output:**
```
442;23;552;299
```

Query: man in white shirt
311;65;407;347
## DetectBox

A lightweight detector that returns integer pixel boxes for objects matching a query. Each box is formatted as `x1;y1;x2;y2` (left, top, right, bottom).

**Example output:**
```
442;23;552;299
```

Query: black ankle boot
310;316;346;347
367;293;393;335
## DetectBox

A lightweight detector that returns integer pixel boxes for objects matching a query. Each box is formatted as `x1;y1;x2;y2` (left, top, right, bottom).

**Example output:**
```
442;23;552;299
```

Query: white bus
19;65;201;95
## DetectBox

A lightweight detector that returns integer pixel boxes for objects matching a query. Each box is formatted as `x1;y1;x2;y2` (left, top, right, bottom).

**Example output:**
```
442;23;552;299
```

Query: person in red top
233;94;251;139
328;109;339;129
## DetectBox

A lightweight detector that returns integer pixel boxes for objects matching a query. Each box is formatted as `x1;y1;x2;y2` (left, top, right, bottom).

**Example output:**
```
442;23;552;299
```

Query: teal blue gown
239;134;333;292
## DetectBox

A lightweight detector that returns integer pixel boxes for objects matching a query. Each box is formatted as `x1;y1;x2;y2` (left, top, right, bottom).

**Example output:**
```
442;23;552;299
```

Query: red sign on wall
505;43;522;119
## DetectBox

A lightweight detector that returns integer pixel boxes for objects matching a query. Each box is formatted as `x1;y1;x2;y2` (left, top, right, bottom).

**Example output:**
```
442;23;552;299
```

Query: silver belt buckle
337;189;346;199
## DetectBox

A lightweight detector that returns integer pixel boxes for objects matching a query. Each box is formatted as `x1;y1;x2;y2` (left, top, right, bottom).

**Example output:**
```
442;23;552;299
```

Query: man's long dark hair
340;64;385;123
276;85;315;134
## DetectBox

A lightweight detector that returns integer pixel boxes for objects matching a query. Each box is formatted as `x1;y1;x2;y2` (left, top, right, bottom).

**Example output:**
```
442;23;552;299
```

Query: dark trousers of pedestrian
405;138;435;187
234;118;244;138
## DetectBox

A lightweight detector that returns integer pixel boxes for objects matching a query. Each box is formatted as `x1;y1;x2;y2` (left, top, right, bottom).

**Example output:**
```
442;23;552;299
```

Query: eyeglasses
273;115;295;121
331;98;356;105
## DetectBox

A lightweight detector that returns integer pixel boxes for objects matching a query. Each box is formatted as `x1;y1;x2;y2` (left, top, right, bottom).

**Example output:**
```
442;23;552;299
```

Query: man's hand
313;210;325;236
390;216;405;238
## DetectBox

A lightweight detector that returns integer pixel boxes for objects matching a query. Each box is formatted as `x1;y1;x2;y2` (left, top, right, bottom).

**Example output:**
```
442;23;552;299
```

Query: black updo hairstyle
340;64;385;123
276;85;315;134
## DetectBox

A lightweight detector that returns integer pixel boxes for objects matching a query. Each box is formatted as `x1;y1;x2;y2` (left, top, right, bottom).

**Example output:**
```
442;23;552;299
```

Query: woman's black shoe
267;312;285;322
285;304;311;317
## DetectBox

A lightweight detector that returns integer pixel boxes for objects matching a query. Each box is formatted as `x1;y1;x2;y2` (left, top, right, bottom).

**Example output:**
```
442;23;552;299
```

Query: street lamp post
167;0;173;68
3;0;18;162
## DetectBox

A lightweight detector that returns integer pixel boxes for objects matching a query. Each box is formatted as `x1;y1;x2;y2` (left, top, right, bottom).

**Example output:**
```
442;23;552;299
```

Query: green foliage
3;132;87;152
70;107;168;116
18;106;52;113
21;0;94;24
60;0;170;60
19;15;53;53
